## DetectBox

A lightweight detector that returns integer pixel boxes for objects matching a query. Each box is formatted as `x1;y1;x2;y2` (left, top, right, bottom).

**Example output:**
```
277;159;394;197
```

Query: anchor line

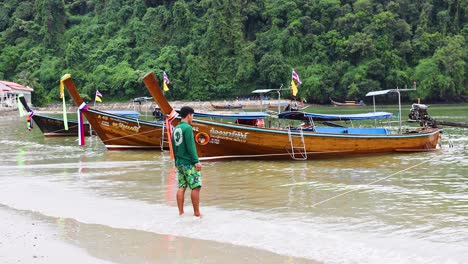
100;128;164;143
22;124;81;140
311;159;433;208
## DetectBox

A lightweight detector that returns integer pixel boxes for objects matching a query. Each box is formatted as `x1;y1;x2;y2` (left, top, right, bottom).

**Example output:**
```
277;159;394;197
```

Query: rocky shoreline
1;99;292;116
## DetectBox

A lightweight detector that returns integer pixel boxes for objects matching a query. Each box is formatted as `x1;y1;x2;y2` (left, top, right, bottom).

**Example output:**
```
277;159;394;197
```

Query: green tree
0;0;466;104
432;35;466;99
258;52;288;88
35;0;66;49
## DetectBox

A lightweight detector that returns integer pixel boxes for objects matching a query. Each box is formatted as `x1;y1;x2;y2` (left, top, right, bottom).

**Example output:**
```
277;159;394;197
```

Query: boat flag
291;80;298;96
77;102;89;146
292;69;302;85
95;90;103;102
163;71;170;91
60;74;70;131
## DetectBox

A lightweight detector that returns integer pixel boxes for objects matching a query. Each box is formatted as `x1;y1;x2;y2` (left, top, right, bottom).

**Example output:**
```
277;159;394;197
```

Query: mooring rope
311;159;433;208
19;123;163;144
100;128;163;143
17;124;81;140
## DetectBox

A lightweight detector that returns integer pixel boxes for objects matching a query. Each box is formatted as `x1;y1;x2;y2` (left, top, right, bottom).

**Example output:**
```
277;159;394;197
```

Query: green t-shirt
172;121;200;165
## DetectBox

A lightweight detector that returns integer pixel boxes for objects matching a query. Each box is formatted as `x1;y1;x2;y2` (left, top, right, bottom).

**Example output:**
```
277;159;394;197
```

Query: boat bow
143;72;174;116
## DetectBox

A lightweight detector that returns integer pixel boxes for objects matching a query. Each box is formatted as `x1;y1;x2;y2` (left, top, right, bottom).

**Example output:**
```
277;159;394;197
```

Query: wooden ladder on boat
161;122;168;151
288;127;307;160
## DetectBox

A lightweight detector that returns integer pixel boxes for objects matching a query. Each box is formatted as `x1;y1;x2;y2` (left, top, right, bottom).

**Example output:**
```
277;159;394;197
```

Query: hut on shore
0;80;34;109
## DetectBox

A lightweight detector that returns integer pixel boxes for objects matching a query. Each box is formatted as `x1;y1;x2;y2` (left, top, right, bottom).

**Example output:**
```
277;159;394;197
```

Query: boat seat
310;127;390;135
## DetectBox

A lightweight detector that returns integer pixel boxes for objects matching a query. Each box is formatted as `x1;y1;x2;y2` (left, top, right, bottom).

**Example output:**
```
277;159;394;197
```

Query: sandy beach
0;206;319;264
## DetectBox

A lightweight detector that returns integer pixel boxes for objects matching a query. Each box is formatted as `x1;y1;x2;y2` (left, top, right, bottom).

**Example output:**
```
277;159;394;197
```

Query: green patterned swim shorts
176;164;202;189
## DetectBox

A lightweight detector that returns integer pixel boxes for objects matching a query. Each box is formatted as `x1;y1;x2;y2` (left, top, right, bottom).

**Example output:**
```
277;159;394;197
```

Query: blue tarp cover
194;111;269;120
106;110;140;119
278;111;393;121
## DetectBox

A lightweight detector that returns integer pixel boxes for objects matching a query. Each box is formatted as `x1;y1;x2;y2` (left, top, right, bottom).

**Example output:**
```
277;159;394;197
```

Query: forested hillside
0;0;466;105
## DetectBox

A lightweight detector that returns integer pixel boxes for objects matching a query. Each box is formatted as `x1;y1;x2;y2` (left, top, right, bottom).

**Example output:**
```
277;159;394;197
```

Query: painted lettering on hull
112;122;140;133
209;128;248;143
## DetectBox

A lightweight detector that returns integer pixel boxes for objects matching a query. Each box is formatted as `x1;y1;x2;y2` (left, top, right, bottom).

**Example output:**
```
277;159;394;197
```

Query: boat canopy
365;87;416;131
251;89;276;94
366;88;416;97
105;110;141;119
157;108;269;120
194;111;269;120
278;111;393;121
132;96;152;102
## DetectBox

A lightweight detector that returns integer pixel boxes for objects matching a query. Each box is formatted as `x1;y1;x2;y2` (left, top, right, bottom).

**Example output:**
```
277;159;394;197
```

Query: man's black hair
179;106;195;118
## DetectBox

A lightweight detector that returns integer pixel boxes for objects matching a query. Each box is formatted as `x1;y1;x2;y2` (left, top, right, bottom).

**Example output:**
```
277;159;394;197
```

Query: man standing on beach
172;106;202;217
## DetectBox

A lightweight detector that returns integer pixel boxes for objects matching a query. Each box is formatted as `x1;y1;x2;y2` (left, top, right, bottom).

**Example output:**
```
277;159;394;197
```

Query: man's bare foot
179;211;184;216
194;213;202;218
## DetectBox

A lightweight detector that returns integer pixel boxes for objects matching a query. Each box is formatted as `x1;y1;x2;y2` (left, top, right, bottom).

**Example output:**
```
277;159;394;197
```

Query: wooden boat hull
32;114;93;137
18;94;93;137
210;102;243;109
78;109;167;150
330;98;365;107
62;76;167;150
267;104;288;109
171;119;440;160
144;72;441;160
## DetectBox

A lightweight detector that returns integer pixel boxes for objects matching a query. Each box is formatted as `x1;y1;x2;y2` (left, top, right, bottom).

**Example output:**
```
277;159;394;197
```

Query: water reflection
165;167;177;206
16;146;29;167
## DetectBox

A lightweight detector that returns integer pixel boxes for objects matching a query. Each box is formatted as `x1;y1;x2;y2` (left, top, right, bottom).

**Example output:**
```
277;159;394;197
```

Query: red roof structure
0;80;34;92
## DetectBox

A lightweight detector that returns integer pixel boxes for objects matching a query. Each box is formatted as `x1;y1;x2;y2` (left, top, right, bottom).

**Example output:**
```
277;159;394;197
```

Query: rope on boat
311;159;432;208
26;125;163;144
100;128;162;143
24;124;81;139
198;150;351;161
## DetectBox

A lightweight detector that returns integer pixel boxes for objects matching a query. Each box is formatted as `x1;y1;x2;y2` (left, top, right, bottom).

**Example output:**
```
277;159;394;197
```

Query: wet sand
0;206;319;264
0;206;112;264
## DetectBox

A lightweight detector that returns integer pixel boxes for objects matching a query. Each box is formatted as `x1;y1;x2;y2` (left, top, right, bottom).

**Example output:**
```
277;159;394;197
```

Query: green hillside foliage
0;0;466;106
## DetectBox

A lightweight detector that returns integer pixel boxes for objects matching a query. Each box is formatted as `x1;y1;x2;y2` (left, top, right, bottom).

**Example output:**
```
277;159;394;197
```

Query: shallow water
1;104;467;264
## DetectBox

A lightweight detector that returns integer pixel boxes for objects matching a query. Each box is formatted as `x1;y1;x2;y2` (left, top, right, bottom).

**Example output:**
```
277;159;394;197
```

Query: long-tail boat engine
408;103;437;128
409;103;468;129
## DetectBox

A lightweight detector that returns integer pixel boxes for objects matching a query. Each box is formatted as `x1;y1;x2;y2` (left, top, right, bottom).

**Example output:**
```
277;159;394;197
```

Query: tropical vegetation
0;0;466;105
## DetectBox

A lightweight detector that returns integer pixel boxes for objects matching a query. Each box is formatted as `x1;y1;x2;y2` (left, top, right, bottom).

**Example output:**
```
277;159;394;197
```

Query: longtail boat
210;102;243;109
330;97;365;107
143;72;441;161
62;75;167;150
18;94;93;137
267;102;289;109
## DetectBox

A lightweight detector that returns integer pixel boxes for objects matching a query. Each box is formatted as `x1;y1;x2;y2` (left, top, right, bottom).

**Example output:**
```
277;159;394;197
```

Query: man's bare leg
177;188;186;215
191;187;201;217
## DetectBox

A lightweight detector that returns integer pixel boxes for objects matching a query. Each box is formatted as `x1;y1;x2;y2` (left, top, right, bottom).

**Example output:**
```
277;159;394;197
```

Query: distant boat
266;102;289;110
266;102;309;113
210;102;243;109
18;95;94;137
330;97;365;107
